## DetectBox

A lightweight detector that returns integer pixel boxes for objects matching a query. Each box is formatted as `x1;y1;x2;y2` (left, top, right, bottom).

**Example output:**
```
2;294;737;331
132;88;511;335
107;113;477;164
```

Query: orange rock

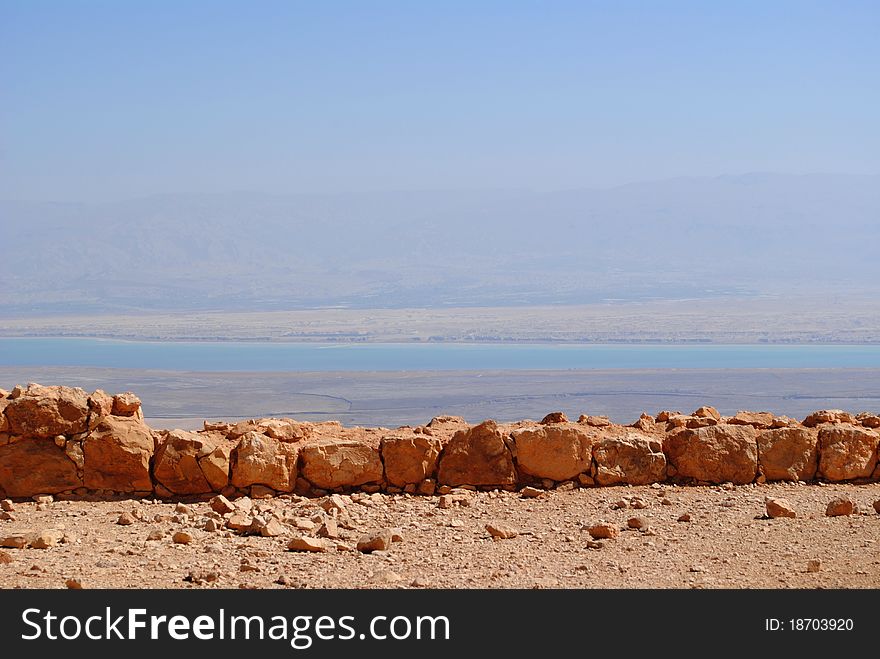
693;406;721;421
511;423;593;482
665;424;758;484
82;416;154;492
587;523;618;540
803;409;858;427
152;429;216;495
111;392;142;418
437;420;516;488
540;411;568;424
728;411;775;429
230;432;298;492
817;425;879;481
300;440;384;489
380;432;442;487
88;390;114;418
825;497;857;517
5;384;90;438
765;497;796;518
757;427;819;482
0;439;81;497
593;432;666;486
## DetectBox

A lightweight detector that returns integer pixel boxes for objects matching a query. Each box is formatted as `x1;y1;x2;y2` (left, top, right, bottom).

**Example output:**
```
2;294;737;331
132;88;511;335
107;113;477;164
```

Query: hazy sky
2;1;878;201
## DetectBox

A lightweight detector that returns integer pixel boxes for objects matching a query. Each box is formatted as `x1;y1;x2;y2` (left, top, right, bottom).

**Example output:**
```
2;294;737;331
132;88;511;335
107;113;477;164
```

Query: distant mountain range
2;173;878;314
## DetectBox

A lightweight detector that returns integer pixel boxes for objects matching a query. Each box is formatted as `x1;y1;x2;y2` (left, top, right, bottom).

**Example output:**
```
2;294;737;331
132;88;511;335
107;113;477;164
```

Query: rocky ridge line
1;384;879;501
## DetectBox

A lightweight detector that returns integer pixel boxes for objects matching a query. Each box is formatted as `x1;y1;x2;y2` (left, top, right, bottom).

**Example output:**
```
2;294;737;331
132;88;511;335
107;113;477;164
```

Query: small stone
825;497;857;517
765;497;796;519
486;523;519;539
233;497;254;513
806;559;821;573
0;499;14;512
586;540;604;549
172;531;194;545
541;411;568;424
31;529;64;549
317;519;339;539
32;495;53;505
0;512;14;522
250;484;275;499
65;578;83;589
204;519;221;532
587;523;618;540
629;497;648;510
611;499;628;510
174;503;194;516
677;514;691;523
356;529;393;553
416;480;436;496
520;486;544;498
627;517;648;530
389;527;404;542
259;519;287;538
689;565;705;573
319;494;347;513
291;517;318;532
226;512;254;532
873;499;880;515
117;512;136;526
185;570;220;584
374;569;401;583
210;495;236;515
146;529;165;541
438;493;470;509
0;550;12;564
410;576;430;588
288;536;332;553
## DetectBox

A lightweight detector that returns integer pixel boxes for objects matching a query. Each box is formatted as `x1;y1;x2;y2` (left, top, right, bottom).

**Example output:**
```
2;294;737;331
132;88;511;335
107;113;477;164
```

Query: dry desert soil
2;481;879;590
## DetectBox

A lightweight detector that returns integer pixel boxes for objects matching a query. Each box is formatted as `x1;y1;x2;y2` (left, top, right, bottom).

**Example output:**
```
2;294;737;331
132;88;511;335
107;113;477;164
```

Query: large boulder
437;420;516;488
757;427;819;481
818;425;879;481
593;432;667;486
230;432;298;492
4;385;90;438
665;424;758;484
152;430;231;495
301;440;384;489
511;424;593;481
83;416;155;492
0;439;81;497
381;432;442;487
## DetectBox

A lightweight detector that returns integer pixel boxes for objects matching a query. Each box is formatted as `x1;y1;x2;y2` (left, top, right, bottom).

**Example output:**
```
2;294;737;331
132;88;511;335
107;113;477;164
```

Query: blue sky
2;1;878;201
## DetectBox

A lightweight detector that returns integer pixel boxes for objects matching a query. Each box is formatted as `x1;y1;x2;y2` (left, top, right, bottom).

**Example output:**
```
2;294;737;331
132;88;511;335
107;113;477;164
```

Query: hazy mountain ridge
2;173;878;314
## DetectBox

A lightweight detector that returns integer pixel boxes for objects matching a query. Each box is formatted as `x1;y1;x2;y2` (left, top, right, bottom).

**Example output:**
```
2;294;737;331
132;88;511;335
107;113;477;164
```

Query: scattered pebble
486;523;519;539
825;497;857;517
172;531;194;545
765;497;796;519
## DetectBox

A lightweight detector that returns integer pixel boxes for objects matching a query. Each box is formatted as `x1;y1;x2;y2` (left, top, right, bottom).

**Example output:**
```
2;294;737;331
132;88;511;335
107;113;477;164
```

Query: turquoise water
2;338;880;371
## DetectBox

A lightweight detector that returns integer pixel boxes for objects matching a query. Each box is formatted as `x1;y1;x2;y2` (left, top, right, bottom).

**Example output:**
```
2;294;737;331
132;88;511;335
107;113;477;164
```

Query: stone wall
1;384;878;500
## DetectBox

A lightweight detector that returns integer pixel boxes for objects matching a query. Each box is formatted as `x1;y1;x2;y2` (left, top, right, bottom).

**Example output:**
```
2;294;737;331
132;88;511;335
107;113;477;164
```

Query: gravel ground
1;482;879;590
